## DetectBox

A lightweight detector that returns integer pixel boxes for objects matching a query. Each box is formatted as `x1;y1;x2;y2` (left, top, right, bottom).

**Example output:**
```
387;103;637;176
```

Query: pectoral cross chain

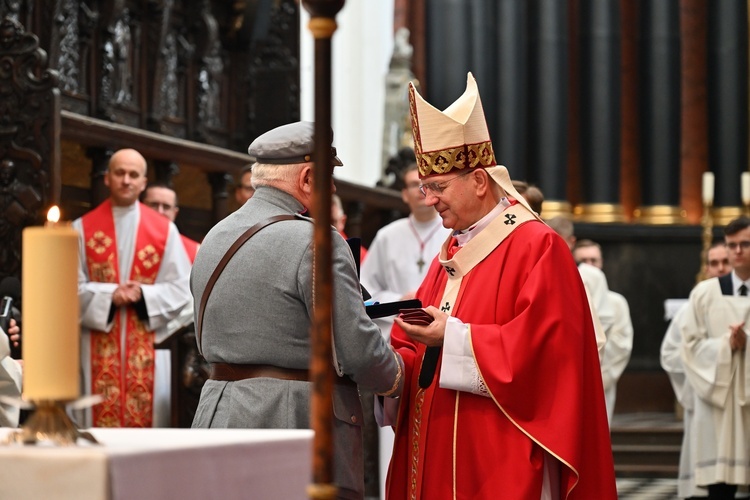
408;218;443;274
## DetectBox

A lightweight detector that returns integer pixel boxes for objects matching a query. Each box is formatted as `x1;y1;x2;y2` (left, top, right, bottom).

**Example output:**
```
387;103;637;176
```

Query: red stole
180;234;200;263
81;200;169;427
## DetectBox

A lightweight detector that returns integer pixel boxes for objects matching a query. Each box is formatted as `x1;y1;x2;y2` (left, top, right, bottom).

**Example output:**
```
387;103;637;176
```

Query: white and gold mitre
408;72;497;178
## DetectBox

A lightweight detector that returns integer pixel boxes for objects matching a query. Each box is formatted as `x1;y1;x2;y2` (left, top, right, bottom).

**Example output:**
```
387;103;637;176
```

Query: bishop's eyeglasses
419;170;472;197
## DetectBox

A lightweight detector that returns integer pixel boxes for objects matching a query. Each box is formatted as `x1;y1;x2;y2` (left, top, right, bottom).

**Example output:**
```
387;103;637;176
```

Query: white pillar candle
702;171;714;206
742;172;750;206
22;207;80;400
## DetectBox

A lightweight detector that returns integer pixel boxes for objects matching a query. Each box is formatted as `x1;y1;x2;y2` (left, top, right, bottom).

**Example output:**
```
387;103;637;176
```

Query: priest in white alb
73;148;191;428
679;217;750;499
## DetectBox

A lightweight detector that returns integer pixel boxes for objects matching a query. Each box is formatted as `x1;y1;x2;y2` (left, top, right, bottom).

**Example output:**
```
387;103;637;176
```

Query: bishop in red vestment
383;74;617;499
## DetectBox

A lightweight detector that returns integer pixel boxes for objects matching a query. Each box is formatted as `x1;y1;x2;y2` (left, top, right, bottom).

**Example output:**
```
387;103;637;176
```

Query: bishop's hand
395;305;447;347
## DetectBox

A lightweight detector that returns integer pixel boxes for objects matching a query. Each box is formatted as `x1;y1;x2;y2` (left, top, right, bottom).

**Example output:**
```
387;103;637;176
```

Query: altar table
0;427;313;500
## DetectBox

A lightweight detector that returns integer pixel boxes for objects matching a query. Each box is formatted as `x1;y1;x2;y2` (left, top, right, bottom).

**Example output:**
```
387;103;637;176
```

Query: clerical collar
114;202;138;215
730;271;750;296
453;197;511;247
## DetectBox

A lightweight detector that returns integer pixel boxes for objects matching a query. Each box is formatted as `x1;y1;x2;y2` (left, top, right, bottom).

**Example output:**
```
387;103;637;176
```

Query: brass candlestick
3;398;99;446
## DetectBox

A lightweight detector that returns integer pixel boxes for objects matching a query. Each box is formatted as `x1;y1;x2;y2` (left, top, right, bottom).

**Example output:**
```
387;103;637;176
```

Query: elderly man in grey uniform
190;121;403;500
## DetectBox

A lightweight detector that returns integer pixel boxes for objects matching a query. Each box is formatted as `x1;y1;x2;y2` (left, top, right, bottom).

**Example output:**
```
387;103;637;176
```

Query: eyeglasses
726;241;750;251
419;170;472;197
145;201;176;211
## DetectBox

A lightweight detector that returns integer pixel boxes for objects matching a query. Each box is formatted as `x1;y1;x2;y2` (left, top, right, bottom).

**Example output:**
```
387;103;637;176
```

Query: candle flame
47;206;61;223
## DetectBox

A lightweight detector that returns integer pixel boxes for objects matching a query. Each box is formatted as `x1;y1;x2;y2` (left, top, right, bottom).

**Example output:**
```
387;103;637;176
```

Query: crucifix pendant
417;256;425;272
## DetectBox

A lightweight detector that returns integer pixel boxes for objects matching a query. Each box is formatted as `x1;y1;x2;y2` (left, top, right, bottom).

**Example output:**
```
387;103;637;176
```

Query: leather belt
209;362;356;387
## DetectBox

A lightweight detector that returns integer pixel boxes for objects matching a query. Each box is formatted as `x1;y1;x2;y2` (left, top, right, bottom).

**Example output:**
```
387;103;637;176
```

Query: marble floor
617;477;678;499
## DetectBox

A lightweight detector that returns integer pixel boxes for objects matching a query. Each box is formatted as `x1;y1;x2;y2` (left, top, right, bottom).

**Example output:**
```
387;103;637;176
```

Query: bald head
105;149;148;207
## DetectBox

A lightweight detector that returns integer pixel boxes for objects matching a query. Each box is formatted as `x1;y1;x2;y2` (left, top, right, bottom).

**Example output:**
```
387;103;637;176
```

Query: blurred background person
0;318;21;427
574;239;634;424
143;183;200;263
512;179;544;215
678;217;750;499
74;148;191;428
661;241;732;500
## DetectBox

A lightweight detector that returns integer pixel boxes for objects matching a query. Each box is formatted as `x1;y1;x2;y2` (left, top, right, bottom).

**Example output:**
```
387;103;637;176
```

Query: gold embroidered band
415;141;496;177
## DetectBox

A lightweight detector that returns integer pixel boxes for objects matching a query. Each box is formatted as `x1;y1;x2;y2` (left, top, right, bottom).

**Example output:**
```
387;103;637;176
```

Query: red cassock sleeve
388;221;616;499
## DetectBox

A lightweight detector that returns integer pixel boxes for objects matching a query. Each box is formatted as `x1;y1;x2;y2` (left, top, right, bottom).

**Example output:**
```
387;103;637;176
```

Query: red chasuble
386;220;617;499
81;200;169;427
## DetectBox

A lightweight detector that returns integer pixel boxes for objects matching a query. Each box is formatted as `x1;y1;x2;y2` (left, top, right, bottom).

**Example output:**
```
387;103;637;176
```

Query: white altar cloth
0;428;313;500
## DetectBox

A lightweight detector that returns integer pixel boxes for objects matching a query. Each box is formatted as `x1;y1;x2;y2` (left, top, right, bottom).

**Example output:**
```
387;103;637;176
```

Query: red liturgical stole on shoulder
81;200;169;427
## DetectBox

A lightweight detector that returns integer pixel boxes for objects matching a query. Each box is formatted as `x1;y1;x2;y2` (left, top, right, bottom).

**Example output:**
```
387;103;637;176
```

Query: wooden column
400;0;426;95
301;2;344;499
679;0;708;224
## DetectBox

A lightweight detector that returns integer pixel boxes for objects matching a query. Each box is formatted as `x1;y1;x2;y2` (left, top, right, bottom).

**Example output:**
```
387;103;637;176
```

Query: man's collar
453;198;511;246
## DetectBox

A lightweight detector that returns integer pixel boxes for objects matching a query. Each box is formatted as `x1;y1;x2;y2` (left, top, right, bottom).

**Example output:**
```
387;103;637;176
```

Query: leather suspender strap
196;214;296;354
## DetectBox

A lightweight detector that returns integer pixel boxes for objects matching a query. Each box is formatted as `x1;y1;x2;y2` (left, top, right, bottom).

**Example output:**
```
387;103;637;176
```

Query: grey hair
251;162;309;188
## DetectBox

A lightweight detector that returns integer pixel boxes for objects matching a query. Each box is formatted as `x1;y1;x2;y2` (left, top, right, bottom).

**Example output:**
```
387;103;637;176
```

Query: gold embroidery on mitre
409;84;424;159
86;230;113;255
416;141;496;177
137;244;161;270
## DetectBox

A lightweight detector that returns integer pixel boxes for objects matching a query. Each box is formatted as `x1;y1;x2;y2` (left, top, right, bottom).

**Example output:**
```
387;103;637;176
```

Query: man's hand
112;282;142;307
729;322;747;352
122;281;143;303
7;318;19;348
394;305;448;347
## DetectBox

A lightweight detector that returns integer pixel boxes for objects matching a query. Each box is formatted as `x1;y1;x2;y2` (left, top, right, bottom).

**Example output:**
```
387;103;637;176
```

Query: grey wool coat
190;186;402;499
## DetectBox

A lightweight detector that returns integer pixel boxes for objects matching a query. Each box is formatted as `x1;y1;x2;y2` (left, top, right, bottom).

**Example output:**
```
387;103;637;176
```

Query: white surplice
577;263;612;356
601;290;633;423
73;203;191;427
661;303;709;498
679;275;750;488
0;329;21;427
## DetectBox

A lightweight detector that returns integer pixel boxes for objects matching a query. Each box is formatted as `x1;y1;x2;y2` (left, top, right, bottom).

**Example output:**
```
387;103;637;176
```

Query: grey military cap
247;121;343;166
